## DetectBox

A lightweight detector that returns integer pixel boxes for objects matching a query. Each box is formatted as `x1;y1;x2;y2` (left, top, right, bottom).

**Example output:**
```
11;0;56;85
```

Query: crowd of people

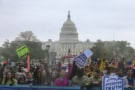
0;58;135;90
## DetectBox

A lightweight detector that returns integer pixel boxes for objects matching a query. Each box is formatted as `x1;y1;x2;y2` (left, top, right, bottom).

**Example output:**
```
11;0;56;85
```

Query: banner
102;74;124;90
16;45;29;58
74;49;93;68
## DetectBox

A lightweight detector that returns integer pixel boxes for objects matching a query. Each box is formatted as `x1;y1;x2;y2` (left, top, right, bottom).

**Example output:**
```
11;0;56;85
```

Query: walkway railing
0;85;80;90
0;86;134;90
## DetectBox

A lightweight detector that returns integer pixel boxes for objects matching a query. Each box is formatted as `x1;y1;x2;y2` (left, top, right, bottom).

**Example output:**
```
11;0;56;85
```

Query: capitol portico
42;12;94;62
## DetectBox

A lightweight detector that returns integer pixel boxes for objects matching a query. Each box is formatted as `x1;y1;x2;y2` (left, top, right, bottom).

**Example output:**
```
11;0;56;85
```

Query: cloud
0;0;135;48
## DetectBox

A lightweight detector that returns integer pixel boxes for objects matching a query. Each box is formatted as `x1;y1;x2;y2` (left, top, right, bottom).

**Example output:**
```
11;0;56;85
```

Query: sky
0;0;135;48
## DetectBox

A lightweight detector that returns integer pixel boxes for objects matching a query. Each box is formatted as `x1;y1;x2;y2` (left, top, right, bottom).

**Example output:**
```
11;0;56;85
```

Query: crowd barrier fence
0;86;134;90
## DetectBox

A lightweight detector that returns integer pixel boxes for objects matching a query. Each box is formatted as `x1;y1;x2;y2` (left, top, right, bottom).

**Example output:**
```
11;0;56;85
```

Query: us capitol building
42;12;94;63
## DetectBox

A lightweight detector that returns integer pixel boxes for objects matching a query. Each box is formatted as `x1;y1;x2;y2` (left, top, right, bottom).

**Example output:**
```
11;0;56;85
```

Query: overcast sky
0;0;135;48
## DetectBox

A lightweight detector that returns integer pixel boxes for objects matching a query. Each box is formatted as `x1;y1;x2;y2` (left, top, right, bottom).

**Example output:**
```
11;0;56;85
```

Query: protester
89;69;102;87
118;69;125;77
71;68;89;88
1;56;135;90
18;73;27;85
14;72;19;81
54;69;69;86
69;61;78;80
43;63;51;85
123;69;135;88
1;71;17;85
33;64;47;85
50;69;58;86
26;72;33;85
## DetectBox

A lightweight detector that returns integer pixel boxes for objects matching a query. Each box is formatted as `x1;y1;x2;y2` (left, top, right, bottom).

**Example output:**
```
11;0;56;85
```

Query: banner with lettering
16;45;29;58
102;74;124;90
74;49;93;68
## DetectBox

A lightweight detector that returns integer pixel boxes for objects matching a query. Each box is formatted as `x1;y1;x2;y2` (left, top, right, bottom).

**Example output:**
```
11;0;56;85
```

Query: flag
27;54;30;72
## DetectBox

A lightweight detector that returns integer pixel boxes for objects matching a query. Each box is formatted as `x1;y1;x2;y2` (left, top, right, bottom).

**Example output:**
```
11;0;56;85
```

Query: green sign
16;45;29;58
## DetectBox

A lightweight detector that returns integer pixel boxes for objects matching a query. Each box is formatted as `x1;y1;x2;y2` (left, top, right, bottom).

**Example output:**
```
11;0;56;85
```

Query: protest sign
102;74;124;90
83;49;93;58
74;49;93;68
16;45;29;58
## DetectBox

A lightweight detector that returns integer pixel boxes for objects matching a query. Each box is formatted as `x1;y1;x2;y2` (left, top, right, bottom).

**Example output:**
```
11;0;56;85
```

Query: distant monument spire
68;11;71;20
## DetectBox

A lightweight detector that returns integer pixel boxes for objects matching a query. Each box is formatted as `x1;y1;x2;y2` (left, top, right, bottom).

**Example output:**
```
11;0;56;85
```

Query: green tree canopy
0;31;45;62
91;40;135;61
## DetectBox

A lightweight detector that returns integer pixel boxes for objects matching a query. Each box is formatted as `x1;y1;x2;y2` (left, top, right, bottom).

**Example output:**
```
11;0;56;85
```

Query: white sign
102;74;124;90
74;49;93;68
84;49;93;58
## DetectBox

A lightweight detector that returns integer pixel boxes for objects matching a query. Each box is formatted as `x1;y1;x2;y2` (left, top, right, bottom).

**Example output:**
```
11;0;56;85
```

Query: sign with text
16;45;29;58
102;74;124;90
74;49;93;68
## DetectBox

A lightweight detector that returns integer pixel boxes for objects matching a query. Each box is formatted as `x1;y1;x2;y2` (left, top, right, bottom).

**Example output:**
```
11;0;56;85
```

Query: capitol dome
42;12;94;62
59;11;78;43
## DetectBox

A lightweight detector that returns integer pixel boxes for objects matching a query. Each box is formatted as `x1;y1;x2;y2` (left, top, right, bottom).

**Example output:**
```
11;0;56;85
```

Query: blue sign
74;53;87;68
102;75;124;90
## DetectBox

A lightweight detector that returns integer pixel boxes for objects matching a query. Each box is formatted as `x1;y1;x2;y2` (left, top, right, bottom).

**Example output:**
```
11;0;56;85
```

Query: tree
15;31;39;42
91;40;106;60
91;40;135;61
23;41;45;59
0;31;46;62
2;39;10;48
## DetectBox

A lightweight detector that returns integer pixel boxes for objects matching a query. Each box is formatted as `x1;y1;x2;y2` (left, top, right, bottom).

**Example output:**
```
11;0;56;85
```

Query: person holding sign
89;70;102;87
1;71;17;85
102;67;124;90
71;68;89;89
